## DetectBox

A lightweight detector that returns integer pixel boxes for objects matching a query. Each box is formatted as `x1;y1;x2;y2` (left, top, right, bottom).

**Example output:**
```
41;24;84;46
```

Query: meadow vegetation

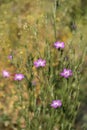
0;0;87;130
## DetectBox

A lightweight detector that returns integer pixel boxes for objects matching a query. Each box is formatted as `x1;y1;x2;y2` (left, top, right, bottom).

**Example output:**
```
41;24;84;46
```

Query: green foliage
0;0;87;130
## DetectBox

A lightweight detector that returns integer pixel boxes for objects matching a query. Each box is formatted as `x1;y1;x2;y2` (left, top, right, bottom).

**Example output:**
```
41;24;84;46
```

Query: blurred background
0;0;87;130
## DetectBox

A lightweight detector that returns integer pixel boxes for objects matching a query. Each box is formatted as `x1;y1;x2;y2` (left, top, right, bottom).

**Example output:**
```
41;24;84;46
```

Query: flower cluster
2;70;24;81
2;41;73;109
33;41;73;109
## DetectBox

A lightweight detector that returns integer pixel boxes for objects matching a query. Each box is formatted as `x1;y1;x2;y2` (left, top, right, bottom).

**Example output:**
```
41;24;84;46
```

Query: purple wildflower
8;55;13;60
60;68;72;78
54;41;65;49
34;59;46;68
14;74;24;81
51;100;62;109
2;70;10;78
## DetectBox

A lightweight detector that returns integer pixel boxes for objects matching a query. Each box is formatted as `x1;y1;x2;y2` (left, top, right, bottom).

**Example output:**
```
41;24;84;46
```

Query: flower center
54;102;59;105
38;61;43;65
64;71;69;76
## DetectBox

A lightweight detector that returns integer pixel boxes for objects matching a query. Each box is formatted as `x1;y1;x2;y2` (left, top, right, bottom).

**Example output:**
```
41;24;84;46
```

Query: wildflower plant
11;38;86;130
0;0;87;130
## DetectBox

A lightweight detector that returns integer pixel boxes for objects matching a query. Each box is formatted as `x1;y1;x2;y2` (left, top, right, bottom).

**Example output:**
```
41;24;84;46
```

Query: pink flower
34;59;46;68
8;55;13;60
60;68;72;78
14;74;24;81
54;41;65;49
51;100;62;109
2;70;10;78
